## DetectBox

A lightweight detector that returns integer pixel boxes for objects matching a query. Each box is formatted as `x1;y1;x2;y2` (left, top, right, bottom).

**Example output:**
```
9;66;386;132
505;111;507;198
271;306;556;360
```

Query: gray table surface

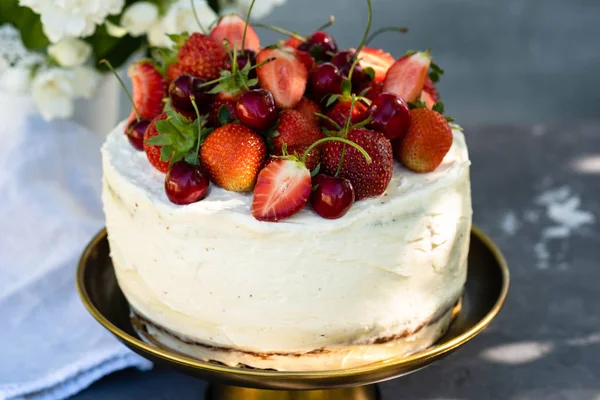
73;122;600;400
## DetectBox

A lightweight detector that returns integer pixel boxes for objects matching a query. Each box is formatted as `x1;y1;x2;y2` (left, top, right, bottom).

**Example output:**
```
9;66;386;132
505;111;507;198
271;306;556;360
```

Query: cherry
309;62;343;101
363;92;411;141
125;118;151;151
236;88;278;130
331;50;365;88
169;74;213;112
165;161;210;205
233;49;257;78
298;31;337;61
310;174;355;219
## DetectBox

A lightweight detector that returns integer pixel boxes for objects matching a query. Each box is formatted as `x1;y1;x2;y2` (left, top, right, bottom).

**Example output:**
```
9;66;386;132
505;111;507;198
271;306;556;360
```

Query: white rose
31;68;75;120
0;66;32;94
163;0;218;36
147;21;172;48
220;0;285;20
48;38;92;67
121;2;160;37
72;66;101;98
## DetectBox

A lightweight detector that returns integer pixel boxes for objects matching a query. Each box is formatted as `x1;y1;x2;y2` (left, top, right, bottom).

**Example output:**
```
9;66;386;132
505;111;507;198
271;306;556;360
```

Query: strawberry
167;62;185;84
383;51;431;103
271;110;324;153
143;113;170;173
321;128;393;200
256;47;308;109
293;49;315;73
129;61;166;119
200;123;267;191
325;99;367;130
294;97;321;126
419;90;436;110
272;144;321;172
177;33;228;81
208;92;239;127
252;159;312;221
283;37;303;49
357;47;395;83
395;108;453;173
209;15;261;53
422;76;439;103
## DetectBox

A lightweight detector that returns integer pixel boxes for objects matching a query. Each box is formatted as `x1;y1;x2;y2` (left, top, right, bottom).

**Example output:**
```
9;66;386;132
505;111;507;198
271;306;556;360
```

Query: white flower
31;68;75;120
220;0;285;20
121;2;159;37
163;0;218;36
19;0;126;43
147;21;172;48
48;38;92;67
72;66;101;98
0;66;32;93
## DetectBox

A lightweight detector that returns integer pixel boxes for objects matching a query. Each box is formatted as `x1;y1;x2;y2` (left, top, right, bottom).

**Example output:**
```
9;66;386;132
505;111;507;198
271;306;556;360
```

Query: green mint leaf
363;67;375;81
218;105;231;126
432;101;445;114
341;79;352;98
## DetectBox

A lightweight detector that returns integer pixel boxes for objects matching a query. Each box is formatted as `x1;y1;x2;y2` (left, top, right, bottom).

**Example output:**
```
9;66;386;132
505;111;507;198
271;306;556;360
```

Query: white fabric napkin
0;94;152;400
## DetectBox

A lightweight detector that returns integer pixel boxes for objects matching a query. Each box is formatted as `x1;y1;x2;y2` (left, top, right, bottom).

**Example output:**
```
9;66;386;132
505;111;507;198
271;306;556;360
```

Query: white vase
71;74;122;136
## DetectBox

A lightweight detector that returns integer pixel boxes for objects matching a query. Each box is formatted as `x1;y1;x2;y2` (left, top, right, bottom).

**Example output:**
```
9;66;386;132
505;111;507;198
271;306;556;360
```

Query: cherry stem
346;56;361;83
190;0;207;34
252;23;306;42
314;112;342;131
242;0;257;56
195;57;275;89
190;96;203;163
353;0;372;59
365;26;408;46
316;15;335;32
100;59;140;122
302;136;372;165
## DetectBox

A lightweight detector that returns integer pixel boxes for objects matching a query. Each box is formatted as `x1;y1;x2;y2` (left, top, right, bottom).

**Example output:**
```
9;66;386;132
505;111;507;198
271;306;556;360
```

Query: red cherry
309;62;343;101
231;49;257;79
125;118;151;151
363;92;411;140
298;31;337;61
310;174;355;219
169;74;212;112
330;50;365;88
236;88;278;130
165;161;210;205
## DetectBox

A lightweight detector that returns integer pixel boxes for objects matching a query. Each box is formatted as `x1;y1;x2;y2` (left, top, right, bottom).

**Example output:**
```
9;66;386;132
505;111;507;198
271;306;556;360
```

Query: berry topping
272;144;321;173
176;33;229;81
362;92;411;140
357;47;395;83
256;47;308;109
321;128;393;200
309;62;343;101
298;31;338;61
236;88;278;130
209;15;261;53
128;61;166;119
294;97;322;126
395;105;453;173
270;110;324;153
251;159;312;222
167;62;185;84
168;74;212;112
331;50;365;88
325;99;367;131
383;51;431;103
125;118;151;151
200;123;267;191
310;174;355;219
209;91;239;126
144;113;171;173
165;161;210;205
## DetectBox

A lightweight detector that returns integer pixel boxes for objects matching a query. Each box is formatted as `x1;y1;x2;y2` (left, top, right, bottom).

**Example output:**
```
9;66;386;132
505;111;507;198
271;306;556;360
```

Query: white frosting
102;121;472;370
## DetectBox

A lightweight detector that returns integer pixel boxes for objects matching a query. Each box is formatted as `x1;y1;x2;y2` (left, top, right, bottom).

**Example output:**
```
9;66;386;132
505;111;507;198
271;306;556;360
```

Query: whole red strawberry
167;62;185;84
200;123;267;191
294;97;321;126
395;108;453;173
178;33;228;81
271;110;324;153
143;113;170;173
325;99;367;130
321;128;393;200
209;92;239;126
129;61;166;120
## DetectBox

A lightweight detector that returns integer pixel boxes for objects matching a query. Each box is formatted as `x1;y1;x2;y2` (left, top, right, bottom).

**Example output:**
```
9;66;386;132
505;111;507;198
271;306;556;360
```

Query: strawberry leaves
429;61;444;83
146;103;213;166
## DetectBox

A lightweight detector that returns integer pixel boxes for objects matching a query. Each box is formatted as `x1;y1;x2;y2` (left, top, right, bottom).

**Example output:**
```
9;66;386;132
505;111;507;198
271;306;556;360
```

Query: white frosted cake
101;3;472;371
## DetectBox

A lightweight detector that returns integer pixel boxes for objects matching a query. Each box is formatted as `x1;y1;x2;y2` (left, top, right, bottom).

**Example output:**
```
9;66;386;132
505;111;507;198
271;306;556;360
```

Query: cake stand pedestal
76;227;509;400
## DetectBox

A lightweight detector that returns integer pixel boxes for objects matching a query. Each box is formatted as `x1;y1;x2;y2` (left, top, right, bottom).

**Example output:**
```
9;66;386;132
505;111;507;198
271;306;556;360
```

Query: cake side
102;121;471;364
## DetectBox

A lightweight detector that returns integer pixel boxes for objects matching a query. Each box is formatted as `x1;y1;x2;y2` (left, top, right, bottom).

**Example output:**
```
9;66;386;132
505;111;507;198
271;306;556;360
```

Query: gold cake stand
76;226;509;400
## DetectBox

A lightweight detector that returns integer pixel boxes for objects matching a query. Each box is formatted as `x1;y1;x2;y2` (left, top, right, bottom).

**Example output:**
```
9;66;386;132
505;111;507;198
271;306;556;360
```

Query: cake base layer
131;301;458;371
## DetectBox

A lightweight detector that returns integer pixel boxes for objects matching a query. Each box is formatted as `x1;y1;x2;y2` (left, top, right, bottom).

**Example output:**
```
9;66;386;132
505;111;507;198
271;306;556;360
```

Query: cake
101;3;472;371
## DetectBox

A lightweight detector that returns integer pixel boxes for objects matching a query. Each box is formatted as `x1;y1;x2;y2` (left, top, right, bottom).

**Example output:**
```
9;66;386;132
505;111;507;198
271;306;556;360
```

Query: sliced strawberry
293;49;315;73
129;61;166;119
256;47;308;109
419;90;436;110
422;76;439;102
284;37;303;49
357;47;395;83
252;159;312;222
209;15;261;52
383;51;431;103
